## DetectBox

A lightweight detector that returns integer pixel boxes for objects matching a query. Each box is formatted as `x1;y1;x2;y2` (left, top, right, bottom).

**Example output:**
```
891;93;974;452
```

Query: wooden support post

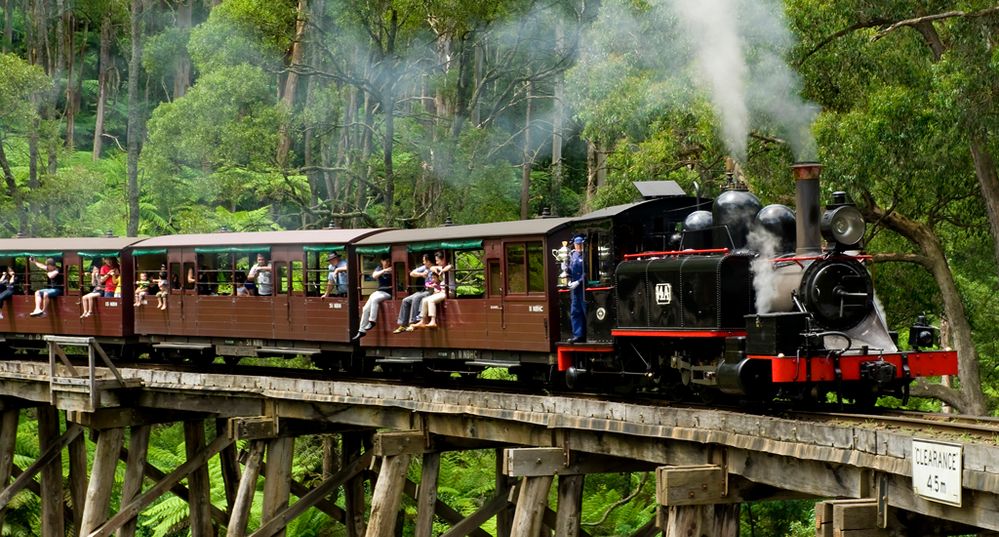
414;452;441;537
38;406;64;537
68;432;88;537
227;440;265;537
663;505;738;537
217;418;241;513
0;409;18;534
249;450;373;537
510;476;553;537
555;475;584;537
79;428;125;536
119;424;151;537
88;433;233;537
185;421;214;537
365;453;412;537
496;448;514;537
343;432;367;537
262;437;294;537
814;499;888;537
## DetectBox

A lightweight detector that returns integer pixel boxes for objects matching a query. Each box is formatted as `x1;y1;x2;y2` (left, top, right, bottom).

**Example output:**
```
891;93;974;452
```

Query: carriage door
485;258;503;337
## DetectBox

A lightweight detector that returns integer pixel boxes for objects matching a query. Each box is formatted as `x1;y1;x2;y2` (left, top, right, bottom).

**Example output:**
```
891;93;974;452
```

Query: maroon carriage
0;237;141;349
129;229;383;364
350;218;573;377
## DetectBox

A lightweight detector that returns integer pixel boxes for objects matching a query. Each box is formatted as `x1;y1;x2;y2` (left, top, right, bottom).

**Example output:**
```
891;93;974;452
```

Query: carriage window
275;263;288;294
527;243;544;293
67;263;81;293
505;244;526;294
504;241;544;295
170;263;183;293
453;249;485;298
291;261;304;294
488;260;501;296
358;255;381;296
394;262;406;293
305;251;340;296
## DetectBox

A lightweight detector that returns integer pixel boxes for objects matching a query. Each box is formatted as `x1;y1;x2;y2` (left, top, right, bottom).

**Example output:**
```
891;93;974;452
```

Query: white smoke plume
747;226;783;313
669;0;818;160
571;0;819;161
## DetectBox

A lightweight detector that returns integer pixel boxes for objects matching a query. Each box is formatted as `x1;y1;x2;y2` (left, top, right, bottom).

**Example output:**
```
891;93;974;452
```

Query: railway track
26;352;999;443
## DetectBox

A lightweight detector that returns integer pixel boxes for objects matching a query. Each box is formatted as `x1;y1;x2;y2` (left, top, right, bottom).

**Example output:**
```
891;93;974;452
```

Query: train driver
567;235;586;343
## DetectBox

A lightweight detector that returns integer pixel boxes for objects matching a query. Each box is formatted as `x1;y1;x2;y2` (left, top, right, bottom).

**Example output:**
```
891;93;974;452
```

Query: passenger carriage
351;218;573;377
0;236;140;354
129;229;383;365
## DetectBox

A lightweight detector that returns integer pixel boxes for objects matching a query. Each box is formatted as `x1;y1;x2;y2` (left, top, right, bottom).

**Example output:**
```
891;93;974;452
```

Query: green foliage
0;53;50;131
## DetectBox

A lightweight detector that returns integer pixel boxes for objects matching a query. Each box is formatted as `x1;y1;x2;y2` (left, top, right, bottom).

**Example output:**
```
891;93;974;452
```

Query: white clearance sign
911;439;963;507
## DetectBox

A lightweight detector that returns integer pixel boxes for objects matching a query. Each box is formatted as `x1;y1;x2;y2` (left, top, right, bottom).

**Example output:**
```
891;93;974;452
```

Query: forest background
0;0;997;535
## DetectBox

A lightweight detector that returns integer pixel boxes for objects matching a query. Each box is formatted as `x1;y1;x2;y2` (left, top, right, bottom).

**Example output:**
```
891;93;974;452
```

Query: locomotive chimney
792;162;822;255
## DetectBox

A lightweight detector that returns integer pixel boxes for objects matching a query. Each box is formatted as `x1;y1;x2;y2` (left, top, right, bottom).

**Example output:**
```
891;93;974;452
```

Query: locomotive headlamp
821;205;865;249
908;315;936;350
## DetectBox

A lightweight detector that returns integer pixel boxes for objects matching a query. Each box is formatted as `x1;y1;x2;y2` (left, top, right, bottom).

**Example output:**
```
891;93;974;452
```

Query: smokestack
792;162;822;255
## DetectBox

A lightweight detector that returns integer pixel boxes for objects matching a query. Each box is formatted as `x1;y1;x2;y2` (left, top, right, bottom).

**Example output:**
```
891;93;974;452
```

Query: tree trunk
126;0;144;236
968;134;999;280
2;0;12;52
0;143;27;233
62;2;76;150
92;12;111;160
864;199;987;415
382;92;395;222
551;22;565;216
520;81;532;220
276;0;307;168
173;0;191;99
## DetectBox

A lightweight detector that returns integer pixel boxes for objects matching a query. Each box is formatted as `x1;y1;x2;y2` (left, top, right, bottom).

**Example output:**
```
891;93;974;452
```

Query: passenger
80;263;103;318
188;266;213;295
353;255;392;340
146;263;164;298
411;251;452;329
155;267;170;310
28;257;62;317
247;253;273;296
321;252;348;297
567;235;586;343
113;267;122;298
133;272;151;306
393;253;433;333
235;270;252;296
411;269;445;330
100;257;119;298
0;265;19;319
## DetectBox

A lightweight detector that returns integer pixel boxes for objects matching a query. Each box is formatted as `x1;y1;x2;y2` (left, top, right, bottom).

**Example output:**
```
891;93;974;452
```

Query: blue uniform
568;249;585;340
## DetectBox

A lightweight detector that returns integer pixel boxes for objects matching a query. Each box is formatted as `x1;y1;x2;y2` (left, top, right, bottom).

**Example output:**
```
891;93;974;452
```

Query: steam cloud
747;227;783;313
572;0;820;161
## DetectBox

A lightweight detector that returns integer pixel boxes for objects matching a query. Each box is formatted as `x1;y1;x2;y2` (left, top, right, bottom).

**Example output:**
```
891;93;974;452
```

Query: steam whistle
552;241;570;287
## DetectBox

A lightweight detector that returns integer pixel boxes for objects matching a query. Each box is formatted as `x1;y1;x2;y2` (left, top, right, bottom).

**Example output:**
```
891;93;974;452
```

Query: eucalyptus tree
791;0;996;414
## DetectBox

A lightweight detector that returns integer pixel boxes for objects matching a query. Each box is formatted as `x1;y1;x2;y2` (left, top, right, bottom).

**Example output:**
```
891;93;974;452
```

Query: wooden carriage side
128;229;385;359
352;218;573;368
0;236;141;340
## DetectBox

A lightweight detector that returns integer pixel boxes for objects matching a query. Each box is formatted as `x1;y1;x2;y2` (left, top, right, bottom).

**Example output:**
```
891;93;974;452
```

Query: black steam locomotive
556;163;956;405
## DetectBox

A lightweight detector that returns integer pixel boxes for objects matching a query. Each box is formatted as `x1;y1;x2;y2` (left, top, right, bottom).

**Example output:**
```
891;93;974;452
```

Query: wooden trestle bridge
0;337;995;537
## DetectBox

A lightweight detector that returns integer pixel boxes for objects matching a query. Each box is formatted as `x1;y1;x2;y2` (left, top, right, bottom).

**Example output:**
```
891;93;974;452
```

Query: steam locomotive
0;163;955;406
558;163;956;405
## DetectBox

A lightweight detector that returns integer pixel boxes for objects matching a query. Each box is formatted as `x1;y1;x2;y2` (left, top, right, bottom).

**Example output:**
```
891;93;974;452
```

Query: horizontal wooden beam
372;431;426;457
504;448;657;477
656;465;728;506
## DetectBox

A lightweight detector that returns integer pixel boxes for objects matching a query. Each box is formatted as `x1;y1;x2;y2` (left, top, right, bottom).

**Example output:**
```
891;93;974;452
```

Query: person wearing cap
567;235;586;343
322;252;348;297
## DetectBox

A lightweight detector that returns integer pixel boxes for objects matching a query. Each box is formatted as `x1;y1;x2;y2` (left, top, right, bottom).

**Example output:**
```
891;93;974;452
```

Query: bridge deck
0;360;996;532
